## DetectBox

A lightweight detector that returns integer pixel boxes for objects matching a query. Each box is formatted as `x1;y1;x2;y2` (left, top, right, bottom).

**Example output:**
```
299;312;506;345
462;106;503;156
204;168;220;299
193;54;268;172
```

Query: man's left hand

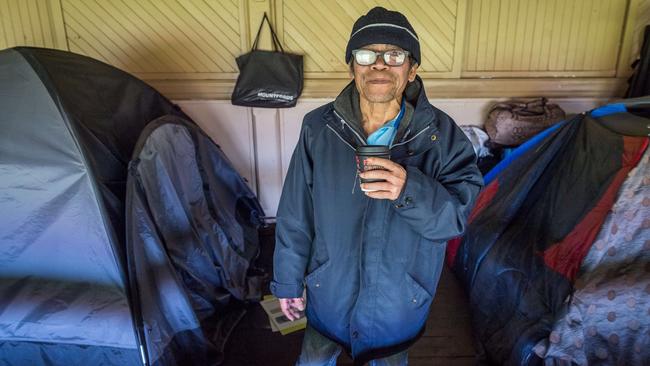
359;157;407;200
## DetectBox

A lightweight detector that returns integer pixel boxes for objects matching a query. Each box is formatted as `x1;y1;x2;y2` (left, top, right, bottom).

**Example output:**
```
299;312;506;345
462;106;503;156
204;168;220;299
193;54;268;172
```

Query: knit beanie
345;7;421;65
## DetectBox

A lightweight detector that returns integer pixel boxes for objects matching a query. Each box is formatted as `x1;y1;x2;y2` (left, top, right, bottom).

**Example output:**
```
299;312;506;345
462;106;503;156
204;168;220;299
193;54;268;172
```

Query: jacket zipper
328;111;371;346
330;112;366;195
325;125;359;193
333;110;366;145
350;197;371;348
326;125;356;151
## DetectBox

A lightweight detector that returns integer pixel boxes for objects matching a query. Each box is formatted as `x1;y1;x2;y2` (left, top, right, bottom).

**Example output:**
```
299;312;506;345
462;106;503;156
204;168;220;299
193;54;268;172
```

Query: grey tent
0;47;264;365
126;114;265;365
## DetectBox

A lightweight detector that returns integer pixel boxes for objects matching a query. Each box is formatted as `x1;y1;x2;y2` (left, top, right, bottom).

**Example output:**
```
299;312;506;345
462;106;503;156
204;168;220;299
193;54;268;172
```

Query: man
271;7;483;366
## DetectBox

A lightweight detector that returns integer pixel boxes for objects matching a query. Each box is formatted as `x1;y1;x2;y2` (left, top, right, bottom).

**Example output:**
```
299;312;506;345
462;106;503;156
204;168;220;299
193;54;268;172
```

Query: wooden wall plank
48;0;68;50
616;0;645;78
635;0;650;55
146;76;626;100
450;0;466;78
463;0;628;76
0;0;66;49
464;0;478;71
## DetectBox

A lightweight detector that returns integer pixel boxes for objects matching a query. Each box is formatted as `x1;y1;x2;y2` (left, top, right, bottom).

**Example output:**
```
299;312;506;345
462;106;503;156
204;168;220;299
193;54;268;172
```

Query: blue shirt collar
366;99;405;146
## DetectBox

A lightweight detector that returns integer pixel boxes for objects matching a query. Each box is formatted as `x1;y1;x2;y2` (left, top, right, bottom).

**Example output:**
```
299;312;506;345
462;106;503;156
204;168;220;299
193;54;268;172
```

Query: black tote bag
231;13;303;108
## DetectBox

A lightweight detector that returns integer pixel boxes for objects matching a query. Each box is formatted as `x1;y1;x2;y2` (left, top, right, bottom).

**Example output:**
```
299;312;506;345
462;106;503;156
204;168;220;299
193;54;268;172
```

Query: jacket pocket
405;272;432;309
304;259;331;289
408;237;446;295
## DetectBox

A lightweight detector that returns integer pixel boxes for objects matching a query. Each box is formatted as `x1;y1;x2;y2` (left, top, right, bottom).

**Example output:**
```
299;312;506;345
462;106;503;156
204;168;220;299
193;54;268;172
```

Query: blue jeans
296;325;408;366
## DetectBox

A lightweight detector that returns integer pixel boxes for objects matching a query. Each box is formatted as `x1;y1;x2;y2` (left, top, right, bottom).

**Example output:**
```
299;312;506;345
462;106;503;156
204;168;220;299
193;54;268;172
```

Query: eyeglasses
352;49;410;66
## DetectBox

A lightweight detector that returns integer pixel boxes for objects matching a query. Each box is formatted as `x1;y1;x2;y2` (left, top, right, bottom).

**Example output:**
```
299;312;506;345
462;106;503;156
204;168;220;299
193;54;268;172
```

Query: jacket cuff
270;280;304;299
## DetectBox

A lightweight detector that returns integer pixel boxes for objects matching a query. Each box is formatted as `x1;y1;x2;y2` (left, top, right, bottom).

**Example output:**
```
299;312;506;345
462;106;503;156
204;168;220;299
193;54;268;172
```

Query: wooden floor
223;226;477;365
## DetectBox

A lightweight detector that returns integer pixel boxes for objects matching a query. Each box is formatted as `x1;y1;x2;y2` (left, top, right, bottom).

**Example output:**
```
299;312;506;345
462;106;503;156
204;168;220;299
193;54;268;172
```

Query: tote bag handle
251;13;284;53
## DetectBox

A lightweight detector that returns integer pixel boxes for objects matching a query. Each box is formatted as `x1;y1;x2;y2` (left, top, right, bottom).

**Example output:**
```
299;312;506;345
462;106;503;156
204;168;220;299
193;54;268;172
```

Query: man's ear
348;62;355;79
408;63;418;82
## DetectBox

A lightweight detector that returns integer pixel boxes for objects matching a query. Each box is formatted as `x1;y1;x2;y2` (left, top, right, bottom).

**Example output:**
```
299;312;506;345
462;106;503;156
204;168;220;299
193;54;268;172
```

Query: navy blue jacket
271;78;483;362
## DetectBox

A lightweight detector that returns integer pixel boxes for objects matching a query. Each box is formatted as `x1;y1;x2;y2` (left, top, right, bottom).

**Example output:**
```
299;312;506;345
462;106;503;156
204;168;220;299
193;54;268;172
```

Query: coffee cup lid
356;145;389;154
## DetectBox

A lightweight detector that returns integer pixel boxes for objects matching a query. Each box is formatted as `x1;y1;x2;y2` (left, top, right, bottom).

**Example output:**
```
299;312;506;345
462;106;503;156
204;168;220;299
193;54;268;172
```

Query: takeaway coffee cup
356;145;390;192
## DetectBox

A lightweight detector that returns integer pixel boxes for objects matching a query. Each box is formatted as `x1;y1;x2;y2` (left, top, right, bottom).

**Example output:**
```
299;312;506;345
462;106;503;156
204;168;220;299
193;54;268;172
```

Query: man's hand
359;157;407;200
279;297;305;321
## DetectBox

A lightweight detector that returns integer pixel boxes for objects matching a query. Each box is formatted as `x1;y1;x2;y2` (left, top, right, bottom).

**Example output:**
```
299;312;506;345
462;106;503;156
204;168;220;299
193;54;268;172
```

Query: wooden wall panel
632;0;650;60
278;0;462;76
0;0;642;98
463;0;628;77
61;0;244;77
0;0;67;50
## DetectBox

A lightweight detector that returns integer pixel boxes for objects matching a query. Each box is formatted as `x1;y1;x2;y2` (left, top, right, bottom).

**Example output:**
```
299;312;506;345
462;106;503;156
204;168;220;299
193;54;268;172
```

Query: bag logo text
257;92;294;101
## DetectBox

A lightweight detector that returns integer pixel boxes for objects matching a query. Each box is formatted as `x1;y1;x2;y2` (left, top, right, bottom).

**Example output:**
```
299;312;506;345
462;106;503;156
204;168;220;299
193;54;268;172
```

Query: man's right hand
279;297;305;321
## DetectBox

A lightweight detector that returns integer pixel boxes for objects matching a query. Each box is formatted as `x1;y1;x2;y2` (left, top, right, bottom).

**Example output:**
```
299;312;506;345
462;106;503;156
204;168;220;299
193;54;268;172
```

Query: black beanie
345;7;420;65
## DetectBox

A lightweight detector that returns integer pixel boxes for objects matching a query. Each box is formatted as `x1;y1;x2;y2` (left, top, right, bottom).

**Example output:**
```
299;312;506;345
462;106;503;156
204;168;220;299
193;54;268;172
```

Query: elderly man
271;7;483;366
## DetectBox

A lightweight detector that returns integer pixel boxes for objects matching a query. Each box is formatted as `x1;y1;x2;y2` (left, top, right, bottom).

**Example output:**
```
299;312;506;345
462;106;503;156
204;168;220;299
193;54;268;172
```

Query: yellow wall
1;0;648;99
464;0;626;76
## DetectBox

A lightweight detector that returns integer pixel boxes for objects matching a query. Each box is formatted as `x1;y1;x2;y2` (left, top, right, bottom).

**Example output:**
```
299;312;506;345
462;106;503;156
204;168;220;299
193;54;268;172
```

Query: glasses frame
352;49;411;67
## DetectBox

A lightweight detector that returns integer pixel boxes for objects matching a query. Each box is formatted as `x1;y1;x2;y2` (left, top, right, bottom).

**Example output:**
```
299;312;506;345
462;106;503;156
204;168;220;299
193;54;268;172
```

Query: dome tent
447;97;650;365
0;47;264;365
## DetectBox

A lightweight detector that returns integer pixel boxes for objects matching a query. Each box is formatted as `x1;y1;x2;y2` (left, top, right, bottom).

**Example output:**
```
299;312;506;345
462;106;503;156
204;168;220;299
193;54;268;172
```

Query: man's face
352;44;418;104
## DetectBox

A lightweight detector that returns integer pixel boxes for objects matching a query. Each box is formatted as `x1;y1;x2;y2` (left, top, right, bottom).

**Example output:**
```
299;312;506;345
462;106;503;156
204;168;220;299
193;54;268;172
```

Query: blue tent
448;98;650;365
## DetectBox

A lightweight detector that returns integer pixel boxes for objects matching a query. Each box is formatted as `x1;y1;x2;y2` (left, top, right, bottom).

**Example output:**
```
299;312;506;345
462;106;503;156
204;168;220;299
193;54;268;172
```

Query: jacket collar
332;76;434;144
